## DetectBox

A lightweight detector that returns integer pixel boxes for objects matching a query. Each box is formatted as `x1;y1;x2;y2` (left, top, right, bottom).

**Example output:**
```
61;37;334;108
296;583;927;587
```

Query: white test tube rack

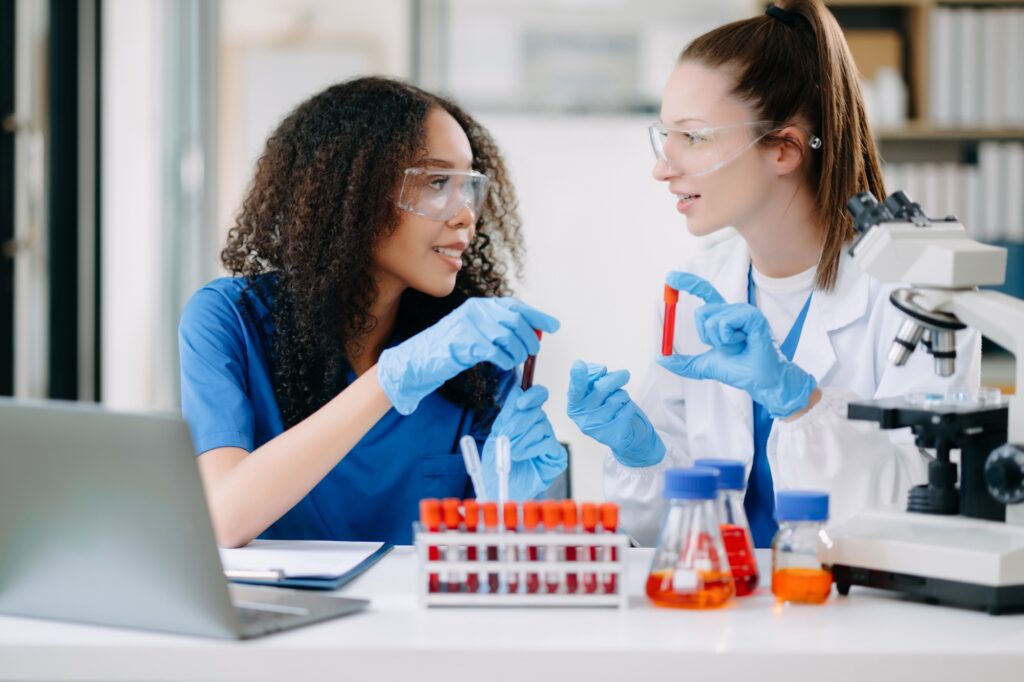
414;524;629;608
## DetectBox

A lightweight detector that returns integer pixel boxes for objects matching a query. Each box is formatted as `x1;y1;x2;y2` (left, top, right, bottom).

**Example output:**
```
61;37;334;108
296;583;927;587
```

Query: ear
767;126;809;177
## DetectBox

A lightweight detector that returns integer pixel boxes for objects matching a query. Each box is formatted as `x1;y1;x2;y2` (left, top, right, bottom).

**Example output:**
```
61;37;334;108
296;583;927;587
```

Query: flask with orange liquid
646;468;735;609
771;491;833;604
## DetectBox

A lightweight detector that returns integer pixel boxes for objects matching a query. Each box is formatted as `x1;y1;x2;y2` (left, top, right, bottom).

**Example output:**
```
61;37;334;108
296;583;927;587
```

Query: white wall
485;114;702;500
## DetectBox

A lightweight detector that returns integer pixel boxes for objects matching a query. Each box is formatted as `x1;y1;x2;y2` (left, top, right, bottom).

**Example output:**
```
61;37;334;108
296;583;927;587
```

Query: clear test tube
463;500;480;593
503;502;520;594
541;501;562;594
441;498;463;593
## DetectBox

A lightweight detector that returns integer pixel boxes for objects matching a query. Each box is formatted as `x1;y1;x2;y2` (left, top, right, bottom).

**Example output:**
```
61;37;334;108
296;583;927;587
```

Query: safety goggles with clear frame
648;121;823;177
397;168;490;222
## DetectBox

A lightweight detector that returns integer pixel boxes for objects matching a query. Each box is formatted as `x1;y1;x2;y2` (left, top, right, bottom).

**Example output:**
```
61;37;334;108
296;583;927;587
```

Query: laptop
0;398;369;639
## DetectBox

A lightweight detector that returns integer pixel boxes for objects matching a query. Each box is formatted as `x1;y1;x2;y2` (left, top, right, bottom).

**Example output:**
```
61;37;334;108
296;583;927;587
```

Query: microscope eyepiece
846;192;894;233
884;191;929;226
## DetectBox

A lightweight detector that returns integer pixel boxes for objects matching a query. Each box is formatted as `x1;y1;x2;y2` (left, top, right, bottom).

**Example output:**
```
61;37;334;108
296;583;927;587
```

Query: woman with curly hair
179;77;564;547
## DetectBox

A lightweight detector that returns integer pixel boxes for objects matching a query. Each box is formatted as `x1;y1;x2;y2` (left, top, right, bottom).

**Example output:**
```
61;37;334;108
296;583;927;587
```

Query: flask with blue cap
646;468;735;609
771;490;833;604
694;458;759;596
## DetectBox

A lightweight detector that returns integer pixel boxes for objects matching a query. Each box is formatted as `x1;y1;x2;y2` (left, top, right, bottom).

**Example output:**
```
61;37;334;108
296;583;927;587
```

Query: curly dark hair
221;77;524;429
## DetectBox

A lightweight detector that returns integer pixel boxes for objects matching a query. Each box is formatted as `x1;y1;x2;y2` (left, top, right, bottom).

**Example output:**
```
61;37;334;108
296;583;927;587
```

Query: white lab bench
2;547;1023;682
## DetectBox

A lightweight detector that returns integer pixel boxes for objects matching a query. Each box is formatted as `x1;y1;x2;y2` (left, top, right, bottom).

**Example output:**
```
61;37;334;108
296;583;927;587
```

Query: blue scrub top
178;275;502;545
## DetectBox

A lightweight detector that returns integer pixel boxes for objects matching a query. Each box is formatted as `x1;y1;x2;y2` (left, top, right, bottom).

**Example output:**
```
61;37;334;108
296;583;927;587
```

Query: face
653;60;779;236
374;107;478;298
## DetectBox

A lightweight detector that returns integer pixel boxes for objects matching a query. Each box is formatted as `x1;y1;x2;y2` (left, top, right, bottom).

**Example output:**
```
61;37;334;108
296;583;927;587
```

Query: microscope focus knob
985;444;1024;505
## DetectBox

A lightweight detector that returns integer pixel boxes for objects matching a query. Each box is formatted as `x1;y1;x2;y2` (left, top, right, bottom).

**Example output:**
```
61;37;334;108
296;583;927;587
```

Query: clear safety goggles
648;120;823;177
397;168;490;222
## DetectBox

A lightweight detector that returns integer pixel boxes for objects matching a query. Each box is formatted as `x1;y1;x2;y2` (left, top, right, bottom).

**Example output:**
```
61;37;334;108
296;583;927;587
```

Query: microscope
828;191;1024;614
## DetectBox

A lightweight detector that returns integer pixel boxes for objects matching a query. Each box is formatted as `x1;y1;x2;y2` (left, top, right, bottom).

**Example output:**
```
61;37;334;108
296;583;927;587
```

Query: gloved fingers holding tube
659;272;817;419
377;296;559;415
566;360;666;469
481;385;568;501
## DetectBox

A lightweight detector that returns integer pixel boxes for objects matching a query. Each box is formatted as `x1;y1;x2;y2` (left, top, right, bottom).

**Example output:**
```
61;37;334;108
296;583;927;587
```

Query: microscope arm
951;290;1024;442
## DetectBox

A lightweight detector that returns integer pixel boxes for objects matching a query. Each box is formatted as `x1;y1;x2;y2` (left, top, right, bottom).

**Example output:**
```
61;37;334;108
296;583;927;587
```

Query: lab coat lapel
792;252;870;382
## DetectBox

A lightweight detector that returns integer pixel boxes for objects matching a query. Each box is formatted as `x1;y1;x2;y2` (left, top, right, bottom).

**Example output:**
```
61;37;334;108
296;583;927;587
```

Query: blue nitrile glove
481;385;568;501
566;360;666;468
658;272;817;419
378;297;560;415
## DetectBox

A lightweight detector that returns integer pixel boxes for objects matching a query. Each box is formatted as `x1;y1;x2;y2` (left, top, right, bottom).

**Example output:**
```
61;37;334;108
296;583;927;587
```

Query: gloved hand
658;272;817;419
566;360;666;468
378;297;559;415
481;385;568;501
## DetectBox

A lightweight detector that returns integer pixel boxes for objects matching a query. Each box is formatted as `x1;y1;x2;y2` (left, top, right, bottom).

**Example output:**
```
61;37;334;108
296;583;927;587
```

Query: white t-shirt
750;264;816;346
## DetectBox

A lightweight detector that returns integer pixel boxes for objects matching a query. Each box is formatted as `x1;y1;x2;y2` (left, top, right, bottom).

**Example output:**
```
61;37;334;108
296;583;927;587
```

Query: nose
652;156;677;182
446;204;476;239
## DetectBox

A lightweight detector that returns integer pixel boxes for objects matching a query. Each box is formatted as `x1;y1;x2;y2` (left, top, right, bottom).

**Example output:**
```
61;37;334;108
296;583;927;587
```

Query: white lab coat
606;235;981;546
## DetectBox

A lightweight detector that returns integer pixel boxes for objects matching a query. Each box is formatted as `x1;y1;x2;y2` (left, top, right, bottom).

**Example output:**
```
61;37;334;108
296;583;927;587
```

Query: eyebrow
416;157;474;170
667;117;708;126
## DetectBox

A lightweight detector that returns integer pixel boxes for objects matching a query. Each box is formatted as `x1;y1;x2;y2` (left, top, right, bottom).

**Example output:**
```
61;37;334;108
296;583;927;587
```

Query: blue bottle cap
693;458;746;490
663;468;719;500
775;490;829;522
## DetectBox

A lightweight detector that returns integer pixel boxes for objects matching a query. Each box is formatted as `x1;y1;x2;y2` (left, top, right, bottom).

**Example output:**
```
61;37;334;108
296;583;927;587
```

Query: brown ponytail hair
681;0;885;290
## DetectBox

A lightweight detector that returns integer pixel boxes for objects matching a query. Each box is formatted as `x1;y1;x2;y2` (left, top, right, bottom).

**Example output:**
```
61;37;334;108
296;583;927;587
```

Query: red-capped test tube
419;499;442;593
662;285;679;356
521;330;544;390
541;501;562;593
561;501;580;594
463;500;480;593
503;502;520;594
482;502;500;593
600;502;619;594
442;498;463;593
581;502;599;594
522;501;542;594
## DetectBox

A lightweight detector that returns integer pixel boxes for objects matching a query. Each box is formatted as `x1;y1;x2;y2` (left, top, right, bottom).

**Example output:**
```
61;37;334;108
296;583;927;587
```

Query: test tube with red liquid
600;503;619;594
561;501;580;594
442;498;463;593
521;330;544;390
522;501;542;594
581;502;599;594
419;499;442;593
541;501;562;593
482;502;500;593
662;285;679;356
463;500;480;593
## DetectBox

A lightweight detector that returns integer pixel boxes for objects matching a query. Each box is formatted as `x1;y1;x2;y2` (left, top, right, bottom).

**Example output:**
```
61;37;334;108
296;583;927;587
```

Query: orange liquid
772;567;833;604
646;570;734;609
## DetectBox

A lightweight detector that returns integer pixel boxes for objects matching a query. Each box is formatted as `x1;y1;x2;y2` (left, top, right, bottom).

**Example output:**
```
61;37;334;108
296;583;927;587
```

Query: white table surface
2;547;1023;682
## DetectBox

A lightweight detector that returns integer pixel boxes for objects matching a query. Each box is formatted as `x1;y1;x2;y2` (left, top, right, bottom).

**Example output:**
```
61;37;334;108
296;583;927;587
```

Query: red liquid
604;544;617;594
466;545;479;593
428;544;440;593
526;546;540;594
565;546;578;593
720;524;760;596
584;544;598;594
646;570;734;609
662;301;677;356
486;546;499;593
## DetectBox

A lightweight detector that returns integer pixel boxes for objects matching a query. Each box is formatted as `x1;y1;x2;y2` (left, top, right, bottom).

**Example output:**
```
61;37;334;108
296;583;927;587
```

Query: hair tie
766;5;799;26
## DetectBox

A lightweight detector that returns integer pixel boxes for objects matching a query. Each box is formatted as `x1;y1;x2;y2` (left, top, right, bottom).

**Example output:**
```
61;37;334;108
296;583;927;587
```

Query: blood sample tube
561;500;580;594
522;501;542;594
482;502;500;593
520;330;544;390
581;502;599;594
463;499;480;593
541;501;562;593
662;285;679;356
419;499;442;593
600;502;619;594
442;498;463;593
503;501;520;594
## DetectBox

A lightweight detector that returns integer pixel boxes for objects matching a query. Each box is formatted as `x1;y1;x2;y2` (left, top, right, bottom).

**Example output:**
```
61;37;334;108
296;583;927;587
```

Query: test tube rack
414;525;629;608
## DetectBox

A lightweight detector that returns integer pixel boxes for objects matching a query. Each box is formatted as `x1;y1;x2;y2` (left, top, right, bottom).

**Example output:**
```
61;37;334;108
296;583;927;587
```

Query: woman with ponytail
567;0;979;546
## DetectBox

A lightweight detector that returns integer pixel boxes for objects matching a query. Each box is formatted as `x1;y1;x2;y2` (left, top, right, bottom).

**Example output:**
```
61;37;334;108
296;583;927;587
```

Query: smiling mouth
675;193;701;201
432;246;463;259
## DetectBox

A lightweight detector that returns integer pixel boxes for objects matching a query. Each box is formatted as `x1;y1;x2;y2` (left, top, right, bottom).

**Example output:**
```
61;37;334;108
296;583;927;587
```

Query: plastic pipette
459;435;488;501
496;435;511;510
